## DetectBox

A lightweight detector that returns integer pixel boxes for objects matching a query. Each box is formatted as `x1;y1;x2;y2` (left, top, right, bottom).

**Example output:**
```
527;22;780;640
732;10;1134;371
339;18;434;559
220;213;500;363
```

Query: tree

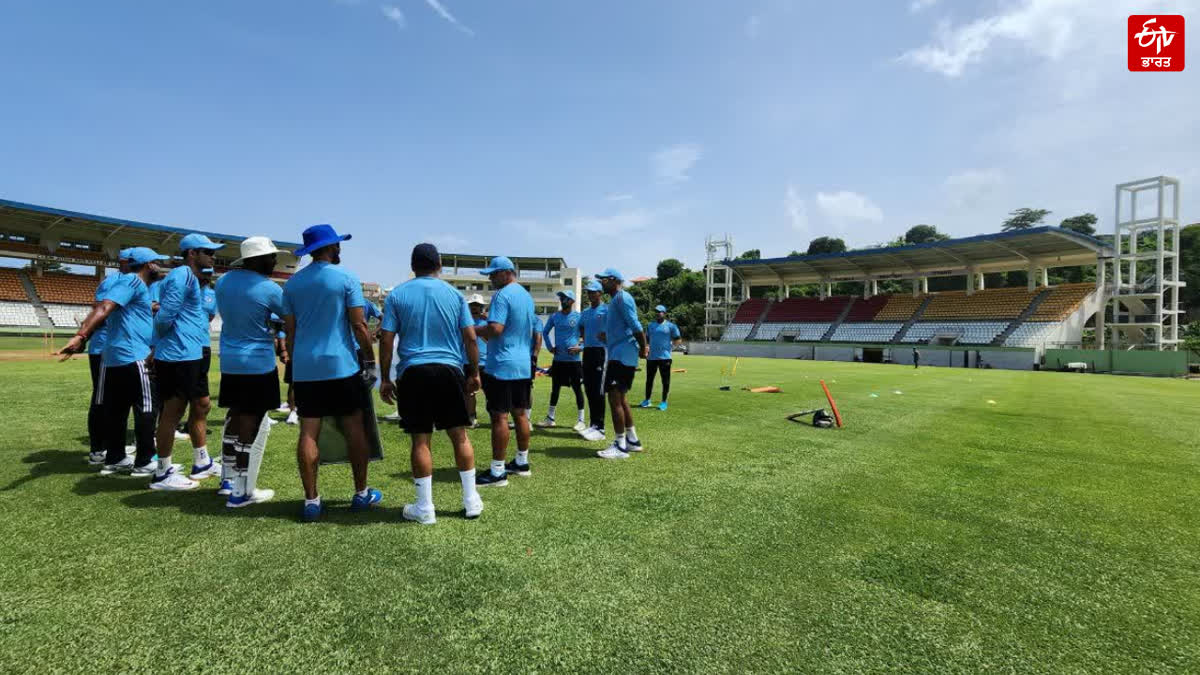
904;224;949;244
788;250;805;257
656;258;684;282
1182;320;1200;358
736;249;761;260
806;237;847;255
1002;208;1051;231
1060;213;1098;236
1181;224;1200;319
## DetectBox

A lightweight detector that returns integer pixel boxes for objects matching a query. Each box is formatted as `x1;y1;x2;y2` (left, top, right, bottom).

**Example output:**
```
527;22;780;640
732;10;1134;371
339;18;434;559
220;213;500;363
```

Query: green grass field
1;343;1197;672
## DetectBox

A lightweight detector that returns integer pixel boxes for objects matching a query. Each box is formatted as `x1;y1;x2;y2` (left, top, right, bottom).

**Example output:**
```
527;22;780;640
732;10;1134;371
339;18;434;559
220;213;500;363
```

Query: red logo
1129;15;1184;71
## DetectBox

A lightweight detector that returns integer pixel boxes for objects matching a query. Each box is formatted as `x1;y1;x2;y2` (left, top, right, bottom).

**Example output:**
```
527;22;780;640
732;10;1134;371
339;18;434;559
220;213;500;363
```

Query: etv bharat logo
1129;15;1185;71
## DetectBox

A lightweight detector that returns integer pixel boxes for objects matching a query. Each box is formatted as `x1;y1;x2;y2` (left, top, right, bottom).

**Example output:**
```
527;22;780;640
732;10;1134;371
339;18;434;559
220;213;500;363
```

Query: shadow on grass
538;445;598;460
118;488;474;525
391;467;465;484
2;449;95;492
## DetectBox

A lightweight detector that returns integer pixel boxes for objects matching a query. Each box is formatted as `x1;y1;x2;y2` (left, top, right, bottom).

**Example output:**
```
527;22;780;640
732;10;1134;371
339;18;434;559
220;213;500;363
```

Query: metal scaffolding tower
1109;176;1185;351
704;234;736;341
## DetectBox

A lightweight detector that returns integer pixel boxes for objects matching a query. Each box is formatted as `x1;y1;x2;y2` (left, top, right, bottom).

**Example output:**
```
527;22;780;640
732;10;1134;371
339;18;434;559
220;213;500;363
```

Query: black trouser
549;363;584;410
88;354;104;454
96;360;157;465
582;347;607;430
645;359;673;402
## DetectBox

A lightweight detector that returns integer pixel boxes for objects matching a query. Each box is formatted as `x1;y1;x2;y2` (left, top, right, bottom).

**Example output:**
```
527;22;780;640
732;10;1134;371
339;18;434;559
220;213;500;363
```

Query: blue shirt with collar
215;269;285;375
380;276;473;378
484;282;536;380
153;266;209;362
543;310;582;362
281;261;366;382
604;289;643;367
88;273;122;355
647;319;681;360
579;303;608;349
99;273;154;367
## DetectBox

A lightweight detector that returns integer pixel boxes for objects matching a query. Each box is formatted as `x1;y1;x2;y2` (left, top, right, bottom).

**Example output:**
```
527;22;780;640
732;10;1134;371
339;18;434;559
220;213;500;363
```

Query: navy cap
480;256;516;275
179;233;225;252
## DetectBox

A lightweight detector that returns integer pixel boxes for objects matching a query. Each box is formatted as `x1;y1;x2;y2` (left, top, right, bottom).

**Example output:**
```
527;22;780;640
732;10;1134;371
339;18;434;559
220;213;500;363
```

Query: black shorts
283;360;293;384
551;361;583;387
201;346;212;375
218;371;281;414
89;353;103;392
605;361;637;394
156;358;210;401
294;374;366;418
482;373;532;415
397;363;471;434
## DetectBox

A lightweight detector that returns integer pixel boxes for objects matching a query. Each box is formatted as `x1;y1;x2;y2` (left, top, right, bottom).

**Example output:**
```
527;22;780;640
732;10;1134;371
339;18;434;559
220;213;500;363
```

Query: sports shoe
572;420;588;432
100;456;135;475
536;416;556;428
226;488;275;509
463;494;483;519
582;426;607;442
87;451;106;466
149;467;199;491
627;439;645;453
402;503;436;525
267;418;278;426
350;488;383;512
217;479;234;496
174;430;190;441
476;470;508;488
658;401;668;412
275;403;291;413
130;460;159;477
597;445;630;460
468;418;478;429
504;460;532;477
382;411;401;421
302;502;324;522
638;399;652;408
189;461;221;480
285;411;299;425
508;419;515;430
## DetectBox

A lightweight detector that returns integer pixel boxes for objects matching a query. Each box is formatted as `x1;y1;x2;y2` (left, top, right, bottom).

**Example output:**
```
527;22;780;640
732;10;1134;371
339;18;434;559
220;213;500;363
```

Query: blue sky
2;0;1198;286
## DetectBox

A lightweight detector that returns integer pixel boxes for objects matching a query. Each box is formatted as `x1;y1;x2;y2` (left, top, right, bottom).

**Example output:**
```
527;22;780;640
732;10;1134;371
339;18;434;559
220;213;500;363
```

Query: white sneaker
267;418;278;426
275;404;291;413
100;456;135;475
189;461;221;480
285;411;299;425
382;412;401;421
572;420;588;432
227;488;275;508
463;494;483;519
124;444;137;453
174;430;190;441
87;452;106;466
581;426;606;442
402;503;437;525
536;416;556;428
149;468;199;491
131;461;159;477
597;445;630;460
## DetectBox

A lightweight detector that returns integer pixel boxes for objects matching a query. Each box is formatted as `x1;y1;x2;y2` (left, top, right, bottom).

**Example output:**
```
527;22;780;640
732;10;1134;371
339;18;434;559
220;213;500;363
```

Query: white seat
0;301;40;327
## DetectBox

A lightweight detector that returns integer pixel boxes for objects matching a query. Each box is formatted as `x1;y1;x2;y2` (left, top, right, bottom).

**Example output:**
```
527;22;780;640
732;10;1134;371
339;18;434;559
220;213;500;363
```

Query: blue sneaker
638;399;652;408
476;470;508;488
350;488;383;512
217;479;234;496
658;401;668;412
302;502;324;522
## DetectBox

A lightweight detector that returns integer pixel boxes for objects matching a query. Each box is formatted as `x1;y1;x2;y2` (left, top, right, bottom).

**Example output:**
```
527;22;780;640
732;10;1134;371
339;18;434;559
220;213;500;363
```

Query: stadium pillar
920;277;929;294
976;273;985;290
966;268;976;296
911;278;920;297
1040;267;1049;287
1027;263;1037;291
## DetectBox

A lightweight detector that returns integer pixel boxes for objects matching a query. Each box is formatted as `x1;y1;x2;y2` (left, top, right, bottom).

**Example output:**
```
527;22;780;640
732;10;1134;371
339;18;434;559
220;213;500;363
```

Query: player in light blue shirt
83;250;133;464
282;224;381;520
466;294;489;426
641;305;682;411
595;268;647;459
576;280;609;441
537;290;586;431
474;256;537;486
59;247;169;476
378;243;484;522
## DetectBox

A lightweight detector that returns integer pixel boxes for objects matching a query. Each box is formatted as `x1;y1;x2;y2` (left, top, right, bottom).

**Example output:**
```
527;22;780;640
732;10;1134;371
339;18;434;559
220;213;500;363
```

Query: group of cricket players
59;224;682;523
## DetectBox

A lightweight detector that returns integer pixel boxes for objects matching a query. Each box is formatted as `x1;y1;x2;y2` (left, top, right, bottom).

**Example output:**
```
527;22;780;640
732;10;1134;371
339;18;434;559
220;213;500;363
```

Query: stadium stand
901;321;1010;344
921;287;1038;320
0;301;40;327
1005;322;1059;347
721;299;767;341
30;273;98;305
874;295;926;322
1030;283;1093;321
751;297;847;342
0;268;29;301
44;304;92;328
756;322;830;342
831;322;903;342
842;295;888;321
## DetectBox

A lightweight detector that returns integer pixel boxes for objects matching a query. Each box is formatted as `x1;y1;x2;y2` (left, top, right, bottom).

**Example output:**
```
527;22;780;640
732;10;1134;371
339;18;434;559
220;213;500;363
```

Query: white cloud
909;0;938;12
425;233;469;250
423;0;475;36
380;5;406;28
785;185;808;232
944;169;1006;209
652;143;703;184
815;191;884;225
606;193;634;202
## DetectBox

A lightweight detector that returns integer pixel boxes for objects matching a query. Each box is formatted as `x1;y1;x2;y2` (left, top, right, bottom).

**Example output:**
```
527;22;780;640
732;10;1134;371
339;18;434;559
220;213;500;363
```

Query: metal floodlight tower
1110;176;1185;351
704;234;736;342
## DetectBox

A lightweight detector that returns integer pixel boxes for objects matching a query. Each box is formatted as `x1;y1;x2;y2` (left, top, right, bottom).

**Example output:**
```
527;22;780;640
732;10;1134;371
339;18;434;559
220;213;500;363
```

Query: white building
437;253;582;315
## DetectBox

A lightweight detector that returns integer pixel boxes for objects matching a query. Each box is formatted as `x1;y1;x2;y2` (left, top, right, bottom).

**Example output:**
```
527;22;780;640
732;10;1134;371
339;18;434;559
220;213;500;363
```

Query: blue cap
126;247;170;265
595;267;625;282
295;224;352;257
117;248;133;260
480;256;516;275
557;290;576;301
178;233;225;252
584;280;603;292
655;305;667;313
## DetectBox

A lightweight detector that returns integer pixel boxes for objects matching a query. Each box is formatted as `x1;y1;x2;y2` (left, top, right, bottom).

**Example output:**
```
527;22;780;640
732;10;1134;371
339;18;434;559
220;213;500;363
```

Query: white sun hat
232;236;281;267
467;293;487;305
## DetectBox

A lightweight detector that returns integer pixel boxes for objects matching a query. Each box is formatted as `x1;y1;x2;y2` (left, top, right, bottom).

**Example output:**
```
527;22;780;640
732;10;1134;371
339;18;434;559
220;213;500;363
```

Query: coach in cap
81;248;134;466
60;247;170;477
151;233;224;491
379;243;484;523
282;224;381;521
576;279;608;441
474;255;537;487
595;267;647;459
537;289;585;431
214;236;285;508
641;304;681;411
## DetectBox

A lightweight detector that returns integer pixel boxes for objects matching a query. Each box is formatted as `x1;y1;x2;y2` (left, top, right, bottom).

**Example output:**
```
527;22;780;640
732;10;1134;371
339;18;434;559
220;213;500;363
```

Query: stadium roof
725;227;1112;286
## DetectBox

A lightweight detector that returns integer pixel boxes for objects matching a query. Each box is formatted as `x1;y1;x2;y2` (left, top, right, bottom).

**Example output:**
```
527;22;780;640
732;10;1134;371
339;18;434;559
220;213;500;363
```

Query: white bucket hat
233;236;280;267
467;293;487;305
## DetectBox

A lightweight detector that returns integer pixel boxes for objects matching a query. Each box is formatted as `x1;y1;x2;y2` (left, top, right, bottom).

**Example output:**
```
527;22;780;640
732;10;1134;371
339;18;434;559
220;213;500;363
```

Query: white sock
490;459;506;477
578;410;585;422
414;476;433;510
616;433;627;451
516;450;529;465
459;469;478;499
305;496;321;507
356;488;368;498
626;426;639;443
157;455;171;473
193;446;210;467
547;405;556;419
